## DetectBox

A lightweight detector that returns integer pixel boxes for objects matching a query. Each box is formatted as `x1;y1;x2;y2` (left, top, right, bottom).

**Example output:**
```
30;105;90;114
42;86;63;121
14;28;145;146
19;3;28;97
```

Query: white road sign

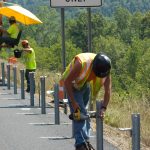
50;0;102;7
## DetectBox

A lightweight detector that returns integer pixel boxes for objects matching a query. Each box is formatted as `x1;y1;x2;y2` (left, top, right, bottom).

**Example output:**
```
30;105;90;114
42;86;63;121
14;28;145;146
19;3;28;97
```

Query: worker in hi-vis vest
60;53;111;150
21;40;36;93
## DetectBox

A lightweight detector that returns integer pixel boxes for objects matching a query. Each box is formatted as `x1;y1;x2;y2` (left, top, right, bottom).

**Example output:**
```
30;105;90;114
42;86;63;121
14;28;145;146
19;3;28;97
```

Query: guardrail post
96;101;103;150
54;83;60;124
40;76;46;114
1;62;5;86
20;69;25;99
6;64;11;90
132;113;140;150
13;65;17;94
30;72;35;106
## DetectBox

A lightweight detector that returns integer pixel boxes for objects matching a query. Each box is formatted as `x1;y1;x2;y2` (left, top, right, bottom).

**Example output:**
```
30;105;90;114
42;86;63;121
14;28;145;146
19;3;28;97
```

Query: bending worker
60;52;112;150
21;40;36;93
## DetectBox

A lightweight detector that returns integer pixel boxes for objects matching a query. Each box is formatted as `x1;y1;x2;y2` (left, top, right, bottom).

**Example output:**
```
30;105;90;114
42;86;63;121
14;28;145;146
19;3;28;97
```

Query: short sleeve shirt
7;24;19;39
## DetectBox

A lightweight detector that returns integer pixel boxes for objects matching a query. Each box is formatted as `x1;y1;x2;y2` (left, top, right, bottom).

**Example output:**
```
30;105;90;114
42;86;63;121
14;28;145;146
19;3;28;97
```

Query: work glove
73;108;81;121
69;108;81;121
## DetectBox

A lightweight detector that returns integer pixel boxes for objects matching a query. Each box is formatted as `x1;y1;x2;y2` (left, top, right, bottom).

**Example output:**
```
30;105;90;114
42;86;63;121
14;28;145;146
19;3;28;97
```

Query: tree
140;11;150;39
23;6;60;48
66;12;88;51
114;7;131;31
130;12;143;39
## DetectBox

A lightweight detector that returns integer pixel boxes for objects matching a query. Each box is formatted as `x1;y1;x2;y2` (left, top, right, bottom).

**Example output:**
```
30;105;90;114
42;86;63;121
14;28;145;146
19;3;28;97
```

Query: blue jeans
68;85;91;147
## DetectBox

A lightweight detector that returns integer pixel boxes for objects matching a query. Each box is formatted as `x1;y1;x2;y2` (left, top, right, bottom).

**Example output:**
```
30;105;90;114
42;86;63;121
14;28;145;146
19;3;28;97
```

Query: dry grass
105;94;150;148
34;69;60;92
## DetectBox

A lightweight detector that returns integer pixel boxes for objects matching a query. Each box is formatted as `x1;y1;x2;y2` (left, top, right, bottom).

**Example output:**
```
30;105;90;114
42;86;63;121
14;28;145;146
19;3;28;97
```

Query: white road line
16;112;39;115
20;108;31;110
28;122;72;125
40;136;73;140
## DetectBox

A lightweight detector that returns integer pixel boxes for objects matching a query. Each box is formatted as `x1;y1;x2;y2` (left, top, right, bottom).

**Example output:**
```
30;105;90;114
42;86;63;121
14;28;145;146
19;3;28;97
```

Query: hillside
8;0;150;16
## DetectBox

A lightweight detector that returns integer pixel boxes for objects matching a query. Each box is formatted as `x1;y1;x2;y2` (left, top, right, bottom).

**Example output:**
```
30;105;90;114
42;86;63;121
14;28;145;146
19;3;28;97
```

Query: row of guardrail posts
40;78;61;125
40;77;61;125
0;62;141;150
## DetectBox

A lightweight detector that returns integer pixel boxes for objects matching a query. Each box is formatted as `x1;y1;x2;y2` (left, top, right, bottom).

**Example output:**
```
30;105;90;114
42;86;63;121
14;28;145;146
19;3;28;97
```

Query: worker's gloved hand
99;101;107;119
73;108;81;121
69;108;81;121
69;109;91;121
99;108;106;119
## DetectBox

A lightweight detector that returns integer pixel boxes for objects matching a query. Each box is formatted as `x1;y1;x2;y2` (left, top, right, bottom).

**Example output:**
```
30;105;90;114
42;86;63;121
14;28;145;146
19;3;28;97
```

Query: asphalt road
0;85;118;150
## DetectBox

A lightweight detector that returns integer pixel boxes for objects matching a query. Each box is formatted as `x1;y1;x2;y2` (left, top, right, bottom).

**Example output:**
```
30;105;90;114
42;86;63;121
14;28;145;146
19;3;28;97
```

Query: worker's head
21;40;29;47
9;16;16;24
92;53;111;78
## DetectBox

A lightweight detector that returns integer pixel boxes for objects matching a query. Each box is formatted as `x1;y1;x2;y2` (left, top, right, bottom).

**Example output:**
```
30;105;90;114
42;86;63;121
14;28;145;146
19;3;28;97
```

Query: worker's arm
22;47;32;53
64;58;82;112
100;75;112;118
103;74;111;108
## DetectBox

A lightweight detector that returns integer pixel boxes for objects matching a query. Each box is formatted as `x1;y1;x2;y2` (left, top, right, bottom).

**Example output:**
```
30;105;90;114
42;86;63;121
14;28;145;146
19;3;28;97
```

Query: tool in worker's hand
69;109;96;121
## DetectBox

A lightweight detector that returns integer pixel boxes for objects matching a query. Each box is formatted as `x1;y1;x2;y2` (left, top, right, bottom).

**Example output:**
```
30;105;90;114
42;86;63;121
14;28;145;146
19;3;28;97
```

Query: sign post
61;8;66;72
87;7;91;52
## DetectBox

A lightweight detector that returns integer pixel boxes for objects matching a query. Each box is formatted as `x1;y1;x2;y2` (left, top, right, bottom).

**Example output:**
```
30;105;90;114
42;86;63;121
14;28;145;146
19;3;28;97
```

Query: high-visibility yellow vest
90;77;103;103
7;24;19;39
23;48;36;70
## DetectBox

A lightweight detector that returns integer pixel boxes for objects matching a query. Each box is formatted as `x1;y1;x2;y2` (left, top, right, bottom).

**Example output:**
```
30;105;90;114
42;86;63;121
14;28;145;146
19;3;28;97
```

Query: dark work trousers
25;69;36;92
0;36;16;45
